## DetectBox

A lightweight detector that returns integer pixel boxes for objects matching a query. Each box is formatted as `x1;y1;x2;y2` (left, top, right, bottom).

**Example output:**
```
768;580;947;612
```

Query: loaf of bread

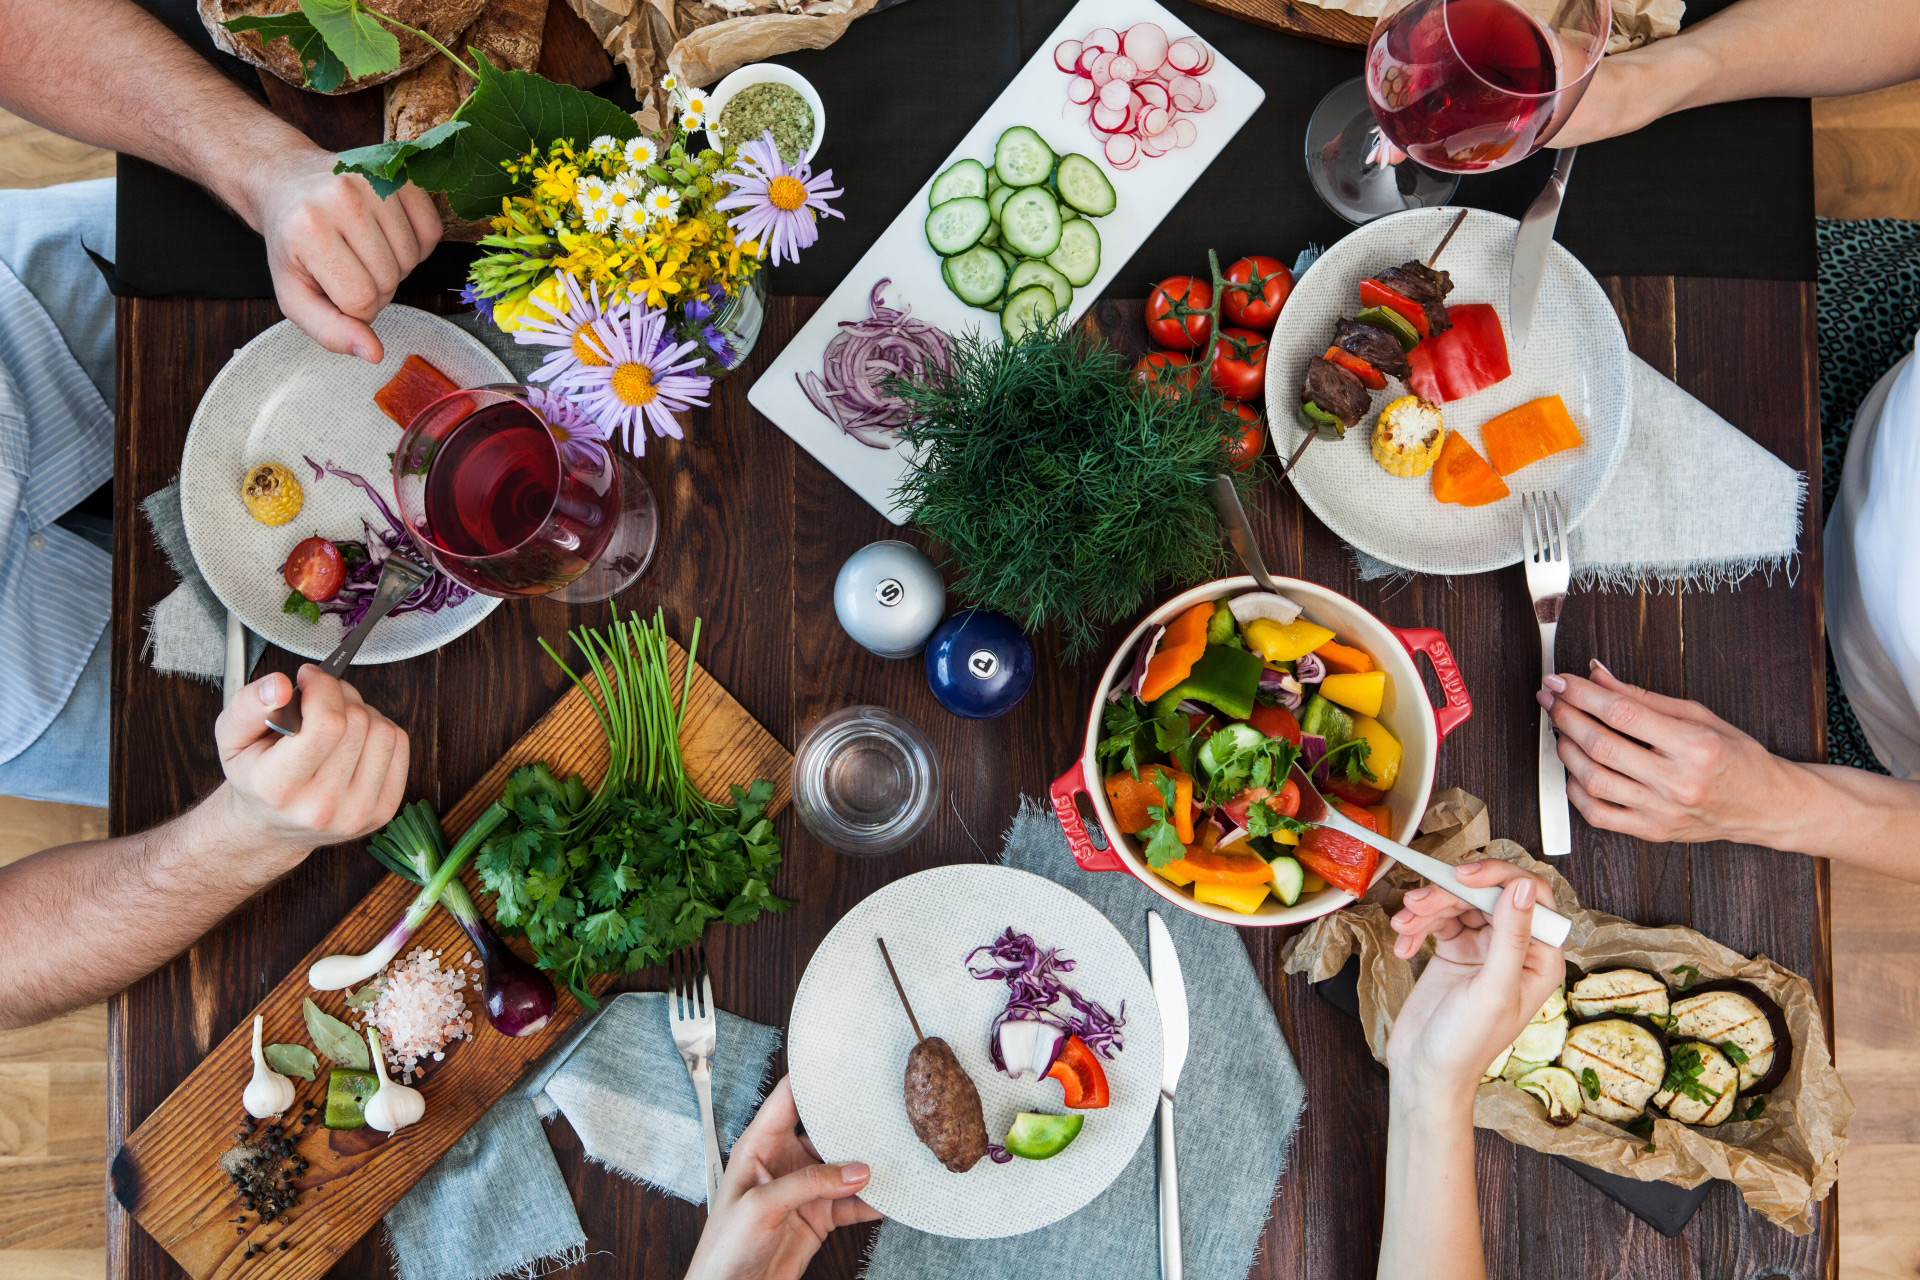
201;0;491;92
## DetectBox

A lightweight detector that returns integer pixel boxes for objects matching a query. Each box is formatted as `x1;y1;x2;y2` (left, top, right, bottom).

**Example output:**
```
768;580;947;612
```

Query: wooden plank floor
3;71;1920;1277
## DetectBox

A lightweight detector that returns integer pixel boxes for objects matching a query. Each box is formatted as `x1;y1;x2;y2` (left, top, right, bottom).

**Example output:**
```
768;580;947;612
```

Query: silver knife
1508;147;1576;351
1147;911;1190;1280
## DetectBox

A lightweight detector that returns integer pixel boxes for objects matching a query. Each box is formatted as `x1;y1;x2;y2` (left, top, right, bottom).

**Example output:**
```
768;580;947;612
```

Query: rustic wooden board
111;637;789;1280
1186;0;1374;47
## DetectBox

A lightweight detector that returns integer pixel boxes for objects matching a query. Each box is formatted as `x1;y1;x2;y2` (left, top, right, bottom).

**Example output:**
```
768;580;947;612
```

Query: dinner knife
1508;147;1577;352
1147;910;1189;1280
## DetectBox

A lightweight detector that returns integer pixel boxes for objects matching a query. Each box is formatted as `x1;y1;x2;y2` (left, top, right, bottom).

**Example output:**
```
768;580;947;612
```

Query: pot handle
1391;626;1472;742
1050;761;1126;872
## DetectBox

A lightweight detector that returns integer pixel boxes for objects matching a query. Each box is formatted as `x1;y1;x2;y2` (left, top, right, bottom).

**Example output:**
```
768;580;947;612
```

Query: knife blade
1508;147;1577;352
1148;910;1189;1280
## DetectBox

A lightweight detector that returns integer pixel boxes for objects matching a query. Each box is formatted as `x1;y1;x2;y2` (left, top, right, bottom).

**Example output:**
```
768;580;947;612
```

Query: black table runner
115;0;1814;299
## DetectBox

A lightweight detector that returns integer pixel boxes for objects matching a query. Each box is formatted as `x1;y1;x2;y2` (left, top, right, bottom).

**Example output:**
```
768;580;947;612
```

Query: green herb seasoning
718;82;814;162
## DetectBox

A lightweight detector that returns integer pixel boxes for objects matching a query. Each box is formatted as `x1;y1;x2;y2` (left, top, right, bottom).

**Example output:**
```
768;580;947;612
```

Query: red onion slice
797;278;948;451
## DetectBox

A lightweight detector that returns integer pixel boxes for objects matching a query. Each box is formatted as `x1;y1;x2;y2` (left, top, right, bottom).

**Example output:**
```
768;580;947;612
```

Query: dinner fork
1521;491;1572;857
668;943;726;1208
264;548;431;736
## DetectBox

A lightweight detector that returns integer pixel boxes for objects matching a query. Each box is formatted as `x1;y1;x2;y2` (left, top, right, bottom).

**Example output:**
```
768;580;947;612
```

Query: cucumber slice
1269;855;1304;907
978;220;1000;248
987;183;1016;223
994;125;1055;187
1007;260;1072;312
944;244;1009;306
1045;217;1101;288
1196;721;1266;779
993;245;1018;272
998;186;1063;258
1000;284;1058;344
924;196;990;256
929;158;988;206
1053;152;1117;217
987;168;1003;194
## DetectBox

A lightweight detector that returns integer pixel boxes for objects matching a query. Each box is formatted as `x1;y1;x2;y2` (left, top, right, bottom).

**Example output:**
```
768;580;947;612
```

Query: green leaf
405;52;640;221
263;1043;317;1081
282;589;321;624
301;997;369;1069
334;120;468;198
344;978;384;1010
299;0;400;81
222;13;348;93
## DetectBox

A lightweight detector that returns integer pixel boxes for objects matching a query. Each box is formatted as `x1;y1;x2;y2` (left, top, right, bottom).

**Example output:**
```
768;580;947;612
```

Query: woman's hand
684;1078;880;1280
1385;861;1565;1098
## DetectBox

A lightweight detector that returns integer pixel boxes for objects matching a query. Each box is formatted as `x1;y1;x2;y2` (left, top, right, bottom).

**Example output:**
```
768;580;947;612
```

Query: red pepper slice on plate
1405;303;1512;403
1322;345;1387;391
1047;1035;1111;1109
1358;279;1430;339
1296;801;1381;896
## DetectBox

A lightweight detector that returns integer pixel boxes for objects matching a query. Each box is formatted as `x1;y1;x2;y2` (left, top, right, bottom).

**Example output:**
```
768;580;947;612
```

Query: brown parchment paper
1280;789;1853;1235
1294;0;1684;53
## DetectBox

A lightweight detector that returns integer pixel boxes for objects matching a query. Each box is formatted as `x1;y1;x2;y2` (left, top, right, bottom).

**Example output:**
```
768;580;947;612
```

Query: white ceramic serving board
747;0;1265;523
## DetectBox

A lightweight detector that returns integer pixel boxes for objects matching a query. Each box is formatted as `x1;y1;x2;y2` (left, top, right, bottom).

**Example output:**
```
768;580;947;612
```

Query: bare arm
1556;0;1920;147
0;668;409;1030
0;0;443;360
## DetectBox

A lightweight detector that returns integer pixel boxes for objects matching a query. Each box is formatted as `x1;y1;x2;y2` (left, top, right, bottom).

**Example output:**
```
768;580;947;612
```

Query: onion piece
1295;652;1327;684
1127;624;1165;699
998;1016;1067;1080
1300;733;1329;778
797;278;949;451
1258;666;1304;710
1229;592;1303;626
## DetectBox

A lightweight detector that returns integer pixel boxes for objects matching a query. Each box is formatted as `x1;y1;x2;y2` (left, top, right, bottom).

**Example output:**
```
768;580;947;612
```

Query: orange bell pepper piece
1430;432;1511;507
1138;601;1214;702
1171;847;1274;886
1480;393;1584;476
1312;639;1374;674
1104;765;1194;842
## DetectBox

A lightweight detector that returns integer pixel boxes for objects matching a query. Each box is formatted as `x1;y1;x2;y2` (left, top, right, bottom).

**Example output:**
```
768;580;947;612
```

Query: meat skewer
878;938;990;1173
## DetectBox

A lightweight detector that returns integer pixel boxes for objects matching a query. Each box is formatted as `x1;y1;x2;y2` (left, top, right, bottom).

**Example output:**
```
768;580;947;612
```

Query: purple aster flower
555;305;712;454
714;129;844;267
458;281;496;324
510;272;627;387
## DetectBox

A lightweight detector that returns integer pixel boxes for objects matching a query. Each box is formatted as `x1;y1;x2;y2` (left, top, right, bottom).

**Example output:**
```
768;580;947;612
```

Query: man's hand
685;1078;880;1280
247;148;443;363
215;665;410;857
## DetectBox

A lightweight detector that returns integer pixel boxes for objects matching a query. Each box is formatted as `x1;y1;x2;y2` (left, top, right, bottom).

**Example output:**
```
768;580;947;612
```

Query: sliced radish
1091;100;1128;132
1077;46;1101;75
1054;39;1083;73
1083;26;1121;53
1062;98;1093;126
1066;76;1095;104
1196;81;1217;112
1104;133;1138;166
1108;54;1138;82
1172;118;1197;148
1195;45;1216;74
1135;80;1170;110
1139;130;1172;157
1090;51;1116;84
1169;76;1200;110
1165;38;1202;72
1138;106;1167;136
1122;21;1168;72
1097;77;1131;110
1156;63;1176;80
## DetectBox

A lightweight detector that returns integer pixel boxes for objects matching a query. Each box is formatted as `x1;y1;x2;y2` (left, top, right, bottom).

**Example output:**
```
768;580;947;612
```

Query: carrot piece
1480;394;1584;476
374;354;459;428
1430;432;1511;507
1138;601;1214;702
1312;639;1374;674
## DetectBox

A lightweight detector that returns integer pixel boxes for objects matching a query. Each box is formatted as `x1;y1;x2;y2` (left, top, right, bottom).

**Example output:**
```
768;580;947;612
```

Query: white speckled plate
787;864;1159;1239
180;306;507;663
1266;206;1632;575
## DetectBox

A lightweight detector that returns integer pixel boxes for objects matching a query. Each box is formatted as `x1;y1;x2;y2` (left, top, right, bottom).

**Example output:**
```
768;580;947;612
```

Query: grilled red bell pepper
1405;303;1511;404
1358;278;1430;339
1295;801;1381;896
1322;345;1387;391
374;354;460;428
1048;1035;1111;1108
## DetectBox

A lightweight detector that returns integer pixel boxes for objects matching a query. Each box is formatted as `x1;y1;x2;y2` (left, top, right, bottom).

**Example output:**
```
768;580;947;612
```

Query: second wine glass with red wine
1306;0;1608;224
392;385;658;602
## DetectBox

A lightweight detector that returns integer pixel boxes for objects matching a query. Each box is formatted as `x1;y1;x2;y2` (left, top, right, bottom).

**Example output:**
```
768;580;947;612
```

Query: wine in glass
393;385;658;602
1306;0;1608;224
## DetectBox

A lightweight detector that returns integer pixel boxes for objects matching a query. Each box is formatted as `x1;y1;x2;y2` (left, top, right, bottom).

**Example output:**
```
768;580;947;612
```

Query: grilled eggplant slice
1511;1013;1569;1064
1568;968;1671;1020
1516;1065;1584;1126
1482;1042;1514;1083
1652;1040;1740;1126
1669;981;1787;1094
1557;1016;1669;1122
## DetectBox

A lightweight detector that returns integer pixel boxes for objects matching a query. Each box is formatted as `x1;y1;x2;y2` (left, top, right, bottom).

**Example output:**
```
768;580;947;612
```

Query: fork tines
1520;490;1568;565
669;943;710;1022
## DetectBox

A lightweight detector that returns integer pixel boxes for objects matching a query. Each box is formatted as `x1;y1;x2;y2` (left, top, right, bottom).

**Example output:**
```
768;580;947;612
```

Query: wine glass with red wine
392;385;658;603
1306;0;1608;224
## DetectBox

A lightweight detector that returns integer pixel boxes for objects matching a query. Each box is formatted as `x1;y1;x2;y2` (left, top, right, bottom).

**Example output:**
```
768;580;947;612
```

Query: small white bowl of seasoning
706;63;826;164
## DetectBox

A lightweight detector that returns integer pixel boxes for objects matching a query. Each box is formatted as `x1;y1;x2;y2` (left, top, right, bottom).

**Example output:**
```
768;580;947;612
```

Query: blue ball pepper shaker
925;610;1035;718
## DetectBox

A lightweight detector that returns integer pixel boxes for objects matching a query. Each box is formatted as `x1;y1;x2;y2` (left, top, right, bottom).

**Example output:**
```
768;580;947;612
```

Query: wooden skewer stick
877;937;925;1043
1427;207;1470;268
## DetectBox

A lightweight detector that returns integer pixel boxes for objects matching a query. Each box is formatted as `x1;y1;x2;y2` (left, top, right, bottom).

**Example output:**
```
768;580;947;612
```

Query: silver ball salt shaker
834;540;945;658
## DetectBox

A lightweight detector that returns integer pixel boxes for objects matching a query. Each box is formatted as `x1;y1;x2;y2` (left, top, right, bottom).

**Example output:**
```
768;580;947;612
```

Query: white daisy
642;185;682;221
660;73;678;93
681;106;708;132
574;174;609;211
623;136;658;171
618;203;651;237
588;135;620;159
605;171;642;219
581;201;616;233
682;90;712;118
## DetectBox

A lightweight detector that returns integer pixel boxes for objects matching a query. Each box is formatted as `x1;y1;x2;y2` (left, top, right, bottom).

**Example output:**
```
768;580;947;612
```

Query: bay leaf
302;997;370;1069
263;1043;318;1081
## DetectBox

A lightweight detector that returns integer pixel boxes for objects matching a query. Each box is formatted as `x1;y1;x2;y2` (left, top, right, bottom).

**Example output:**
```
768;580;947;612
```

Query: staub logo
968;649;999;680
875;578;904;607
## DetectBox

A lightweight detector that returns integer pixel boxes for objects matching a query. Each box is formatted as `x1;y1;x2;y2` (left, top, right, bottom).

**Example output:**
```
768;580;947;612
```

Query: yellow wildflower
489;274;561;334
631;252;683;309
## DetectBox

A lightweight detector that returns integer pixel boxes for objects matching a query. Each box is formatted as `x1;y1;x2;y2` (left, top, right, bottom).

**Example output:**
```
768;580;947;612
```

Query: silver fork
668;944;725;1208
264;549;431;735
1521;492;1572;857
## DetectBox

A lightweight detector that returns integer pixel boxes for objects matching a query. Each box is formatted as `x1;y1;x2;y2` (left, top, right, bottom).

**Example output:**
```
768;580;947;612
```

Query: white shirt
1826;334;1920;777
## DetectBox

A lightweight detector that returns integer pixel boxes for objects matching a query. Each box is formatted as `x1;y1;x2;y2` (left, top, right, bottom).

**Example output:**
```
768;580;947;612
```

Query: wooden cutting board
1188;0;1374;46
112;638;789;1280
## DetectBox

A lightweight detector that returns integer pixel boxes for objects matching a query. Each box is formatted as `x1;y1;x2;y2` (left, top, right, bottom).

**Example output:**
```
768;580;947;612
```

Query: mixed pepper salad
1097;591;1407;913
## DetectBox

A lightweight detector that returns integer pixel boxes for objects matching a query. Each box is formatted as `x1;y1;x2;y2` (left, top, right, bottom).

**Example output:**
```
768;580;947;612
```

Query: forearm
0;787;309;1030
1738;759;1920;880
0;0;318;232
1379;1083;1485;1280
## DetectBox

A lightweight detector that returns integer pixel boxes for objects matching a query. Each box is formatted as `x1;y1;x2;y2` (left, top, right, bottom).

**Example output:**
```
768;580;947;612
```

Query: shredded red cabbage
968;927;1125;1070
799;278;949;450
302;456;472;628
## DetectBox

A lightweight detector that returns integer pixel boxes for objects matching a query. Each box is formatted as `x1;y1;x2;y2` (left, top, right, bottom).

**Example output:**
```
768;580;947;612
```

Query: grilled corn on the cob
1370;395;1445;478
241;462;304;526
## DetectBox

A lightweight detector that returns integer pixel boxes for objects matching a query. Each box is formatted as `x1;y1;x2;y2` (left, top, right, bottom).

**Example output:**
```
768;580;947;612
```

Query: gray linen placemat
139;481;267;683
864;798;1305;1279
386;991;780;1280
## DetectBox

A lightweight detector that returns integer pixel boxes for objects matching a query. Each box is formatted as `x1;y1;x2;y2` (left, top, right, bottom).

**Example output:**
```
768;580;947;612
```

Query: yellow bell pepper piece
1302;871;1327;893
1243;617;1336;664
1151;859;1196;888
1349;715;1403;791
1270;826;1300;846
1192;879;1271;914
1320;670;1388;718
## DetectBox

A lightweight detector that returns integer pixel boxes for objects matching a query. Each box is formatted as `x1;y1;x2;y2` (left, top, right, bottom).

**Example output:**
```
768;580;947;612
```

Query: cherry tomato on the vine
1145;276;1214;351
1209;327;1268;402
1221;255;1294;331
282;536;346;602
1133;351;1202;400
1225;402;1266;470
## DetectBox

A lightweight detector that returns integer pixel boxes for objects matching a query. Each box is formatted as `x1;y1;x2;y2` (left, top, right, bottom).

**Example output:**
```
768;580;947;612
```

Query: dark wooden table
108;276;1832;1280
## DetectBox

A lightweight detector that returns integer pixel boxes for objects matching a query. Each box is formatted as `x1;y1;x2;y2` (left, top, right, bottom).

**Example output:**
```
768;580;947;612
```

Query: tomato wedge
1048;1035;1110;1108
282;536;346;602
1248;702;1303;744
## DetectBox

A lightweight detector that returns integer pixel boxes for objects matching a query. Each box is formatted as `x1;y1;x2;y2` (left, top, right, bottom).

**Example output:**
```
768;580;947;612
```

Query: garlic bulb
362;1029;426;1133
243;1015;296;1119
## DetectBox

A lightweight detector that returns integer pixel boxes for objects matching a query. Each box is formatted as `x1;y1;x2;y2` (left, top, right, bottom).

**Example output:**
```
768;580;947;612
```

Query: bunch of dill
890;325;1249;658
